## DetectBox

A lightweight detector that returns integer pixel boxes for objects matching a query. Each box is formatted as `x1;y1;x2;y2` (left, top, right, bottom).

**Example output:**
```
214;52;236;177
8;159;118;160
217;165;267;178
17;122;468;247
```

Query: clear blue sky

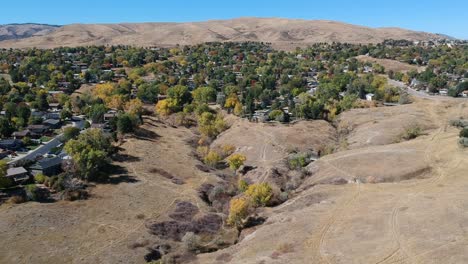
2;0;467;39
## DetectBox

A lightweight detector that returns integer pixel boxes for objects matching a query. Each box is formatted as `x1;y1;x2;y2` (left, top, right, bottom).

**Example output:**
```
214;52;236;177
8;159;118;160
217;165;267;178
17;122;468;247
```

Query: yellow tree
155;99;172;116
227;153;246;171
227;197;250;227
93;83;115;102
125;98;144;116
224;93;240;109
245;183;273;207
107;94;125;110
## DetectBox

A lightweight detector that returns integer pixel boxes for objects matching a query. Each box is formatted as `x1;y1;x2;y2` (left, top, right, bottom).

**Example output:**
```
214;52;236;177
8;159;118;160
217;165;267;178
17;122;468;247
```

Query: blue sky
2;0;467;39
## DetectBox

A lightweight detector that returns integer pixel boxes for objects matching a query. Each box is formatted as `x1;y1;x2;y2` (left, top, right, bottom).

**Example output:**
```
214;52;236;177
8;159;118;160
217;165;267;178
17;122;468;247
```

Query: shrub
34;173;47;184
203;151;222;167
220;144;235;157
401;125;422;141
245;183;273;207
25;184;50;202
288;153;309;170
227;154;246;171
0;176;14;189
7;195;26;204
227;197;250;227
238;179;249;193
460;128;468;138
196;146;210;158
63;126;80;142
182;232;201;252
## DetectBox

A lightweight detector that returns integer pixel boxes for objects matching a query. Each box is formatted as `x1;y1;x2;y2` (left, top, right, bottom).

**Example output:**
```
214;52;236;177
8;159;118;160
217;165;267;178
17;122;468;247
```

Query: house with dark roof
45;112;61;120
27;124;49;135
43;119;62;129
29;156;63;176
0;139;23;151
6;167;29;183
13;129;41;139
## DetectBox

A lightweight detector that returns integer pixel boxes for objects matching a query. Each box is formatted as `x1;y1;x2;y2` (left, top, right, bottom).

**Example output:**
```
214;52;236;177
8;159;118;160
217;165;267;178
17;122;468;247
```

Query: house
27;125;49;135
13;129;40;139
48;103;62;110
252;110;270;123
31;110;45;119
0;139;23;151
104;110;117;122
91;123;106;130
6;167;29;183
29;156;63;176
439;89;448;96
366;93;375;101
45;112;61;120
461;91;468;98
0;149;10;159
216;92;226;105
43;119;62;129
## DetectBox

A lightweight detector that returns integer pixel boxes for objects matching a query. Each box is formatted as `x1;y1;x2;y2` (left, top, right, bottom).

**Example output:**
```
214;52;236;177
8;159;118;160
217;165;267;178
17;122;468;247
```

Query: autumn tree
227;197;250;228
245;183;273;207
227;153;246;171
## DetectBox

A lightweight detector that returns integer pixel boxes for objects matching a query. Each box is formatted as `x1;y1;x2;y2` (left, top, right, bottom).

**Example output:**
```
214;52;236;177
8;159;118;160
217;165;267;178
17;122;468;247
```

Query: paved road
8;135;63;166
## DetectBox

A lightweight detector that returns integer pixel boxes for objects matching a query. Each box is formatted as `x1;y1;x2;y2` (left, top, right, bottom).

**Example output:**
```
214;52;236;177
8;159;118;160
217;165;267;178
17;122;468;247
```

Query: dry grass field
356;55;425;73
1;97;467;264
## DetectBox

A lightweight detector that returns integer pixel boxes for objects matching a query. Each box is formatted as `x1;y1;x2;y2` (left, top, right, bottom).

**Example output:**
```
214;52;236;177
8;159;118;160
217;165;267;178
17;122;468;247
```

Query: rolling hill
0;18;448;49
0;23;60;41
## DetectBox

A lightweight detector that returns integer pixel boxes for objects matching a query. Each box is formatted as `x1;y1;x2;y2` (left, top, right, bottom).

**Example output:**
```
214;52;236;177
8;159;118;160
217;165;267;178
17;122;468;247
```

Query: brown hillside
0;18;446;50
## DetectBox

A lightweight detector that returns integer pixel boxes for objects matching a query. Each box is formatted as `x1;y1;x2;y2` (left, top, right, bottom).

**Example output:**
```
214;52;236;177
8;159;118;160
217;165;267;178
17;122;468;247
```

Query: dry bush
7;195;26;204
271;243;295;259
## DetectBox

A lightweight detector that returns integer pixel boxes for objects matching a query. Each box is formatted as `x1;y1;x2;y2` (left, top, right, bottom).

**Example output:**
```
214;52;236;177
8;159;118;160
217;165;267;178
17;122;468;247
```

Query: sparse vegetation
400;125;422;141
227;153;247;171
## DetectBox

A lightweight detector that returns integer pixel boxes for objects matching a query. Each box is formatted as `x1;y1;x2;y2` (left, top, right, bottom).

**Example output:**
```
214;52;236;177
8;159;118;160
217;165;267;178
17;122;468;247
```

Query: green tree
167;85;192;110
64;129;113;181
63;127;80;142
0;117;14;138
116;113;137;135
192;86;216;104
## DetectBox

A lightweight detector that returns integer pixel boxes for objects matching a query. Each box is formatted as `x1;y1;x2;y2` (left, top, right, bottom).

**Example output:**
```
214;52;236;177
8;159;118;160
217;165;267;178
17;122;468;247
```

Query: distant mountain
0;18;450;49
0;23;60;41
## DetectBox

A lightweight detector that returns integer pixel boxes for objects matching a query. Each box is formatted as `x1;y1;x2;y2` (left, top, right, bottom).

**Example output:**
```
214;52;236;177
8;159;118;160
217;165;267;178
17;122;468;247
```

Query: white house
366;93;375;101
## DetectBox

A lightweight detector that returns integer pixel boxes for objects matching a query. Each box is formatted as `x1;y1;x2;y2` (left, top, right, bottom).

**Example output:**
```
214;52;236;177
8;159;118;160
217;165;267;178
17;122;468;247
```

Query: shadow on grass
101;164;140;185
133;127;161;142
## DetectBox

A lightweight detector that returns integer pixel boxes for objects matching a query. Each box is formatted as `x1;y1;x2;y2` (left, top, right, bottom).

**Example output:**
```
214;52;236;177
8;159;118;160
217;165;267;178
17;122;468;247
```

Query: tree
88;104;107;123
64;129;113;181
203;151;222;167
155;99;173;117
245;183;273;207
125;98;144;117
116;113;137;135
198;112;227;138
34;90;49;111
63;127;80;142
167;85;191;110
0;160;13;189
227;197;250;228
0;117;14;138
60;108;73;120
227;154;246;171
137;82;159;103
192;86;216;104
